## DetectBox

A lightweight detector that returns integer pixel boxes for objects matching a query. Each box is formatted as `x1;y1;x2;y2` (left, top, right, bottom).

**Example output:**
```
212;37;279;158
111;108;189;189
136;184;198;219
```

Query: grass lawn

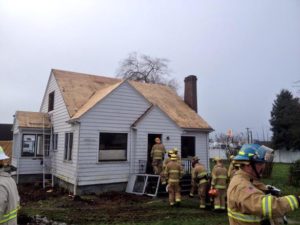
18;163;300;225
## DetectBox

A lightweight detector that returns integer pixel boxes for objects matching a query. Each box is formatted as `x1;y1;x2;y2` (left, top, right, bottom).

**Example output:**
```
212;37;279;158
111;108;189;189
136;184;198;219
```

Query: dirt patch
18;184;156;224
19;183;66;203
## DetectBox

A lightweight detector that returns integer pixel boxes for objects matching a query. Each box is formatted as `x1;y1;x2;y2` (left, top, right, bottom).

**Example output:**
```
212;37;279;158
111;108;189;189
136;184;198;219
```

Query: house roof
53;69;121;118
129;81;212;130
52;69;213;131
15;111;51;129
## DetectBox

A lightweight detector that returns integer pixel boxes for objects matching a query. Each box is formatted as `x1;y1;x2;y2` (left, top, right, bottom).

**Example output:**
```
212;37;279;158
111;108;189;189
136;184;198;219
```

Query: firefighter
192;157;209;209
161;149;174;185
189;156;199;197
164;153;184;207
172;147;181;163
227;155;238;179
227;144;300;225
0;146;20;225
150;137;166;175
211;157;228;211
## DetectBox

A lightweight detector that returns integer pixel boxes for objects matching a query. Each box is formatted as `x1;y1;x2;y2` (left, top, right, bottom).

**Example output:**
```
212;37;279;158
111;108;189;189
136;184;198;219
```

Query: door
147;134;162;174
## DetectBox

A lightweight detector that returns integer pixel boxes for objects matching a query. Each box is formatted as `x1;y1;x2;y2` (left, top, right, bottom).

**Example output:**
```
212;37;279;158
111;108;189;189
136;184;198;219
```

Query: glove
266;185;281;197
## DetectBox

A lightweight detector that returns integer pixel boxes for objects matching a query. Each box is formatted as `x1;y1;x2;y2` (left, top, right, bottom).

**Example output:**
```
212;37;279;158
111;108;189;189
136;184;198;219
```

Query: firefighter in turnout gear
0;146;20;225
189;156;199;197
164;154;184;206
150;137;166;175
211;157;228;211
161;149;174;185
172;147;181;164
227;144;300;225
192;157;209;209
228;155;239;180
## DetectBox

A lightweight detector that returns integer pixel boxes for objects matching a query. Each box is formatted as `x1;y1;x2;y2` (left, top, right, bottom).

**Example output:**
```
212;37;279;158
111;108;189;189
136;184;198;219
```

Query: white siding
77;82;151;186
18;158;43;174
40;72;78;185
133;107;182;173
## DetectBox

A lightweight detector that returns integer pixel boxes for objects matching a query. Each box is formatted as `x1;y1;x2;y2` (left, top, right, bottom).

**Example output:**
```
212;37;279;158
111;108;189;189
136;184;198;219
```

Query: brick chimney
184;75;197;112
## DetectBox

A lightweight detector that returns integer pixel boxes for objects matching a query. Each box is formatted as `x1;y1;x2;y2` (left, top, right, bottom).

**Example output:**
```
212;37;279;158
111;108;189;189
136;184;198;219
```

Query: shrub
289;159;300;186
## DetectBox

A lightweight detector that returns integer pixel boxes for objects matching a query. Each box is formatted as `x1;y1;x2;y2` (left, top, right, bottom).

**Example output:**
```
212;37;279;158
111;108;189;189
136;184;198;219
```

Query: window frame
48;91;55;112
98;132;128;162
64;132;73;161
52;133;58;151
21;134;50;157
181;136;196;158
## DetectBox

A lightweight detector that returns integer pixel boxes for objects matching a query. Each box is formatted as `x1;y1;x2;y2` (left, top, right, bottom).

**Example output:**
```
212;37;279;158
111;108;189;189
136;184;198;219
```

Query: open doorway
181;136;195;159
147;134;162;174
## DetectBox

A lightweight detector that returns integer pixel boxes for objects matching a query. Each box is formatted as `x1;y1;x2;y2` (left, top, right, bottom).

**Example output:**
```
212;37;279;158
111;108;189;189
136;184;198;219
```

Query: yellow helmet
168;150;174;155
170;154;177;161
214;157;222;162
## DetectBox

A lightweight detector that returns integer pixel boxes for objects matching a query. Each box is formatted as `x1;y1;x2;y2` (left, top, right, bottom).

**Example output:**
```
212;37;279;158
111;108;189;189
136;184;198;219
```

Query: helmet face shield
258;145;274;162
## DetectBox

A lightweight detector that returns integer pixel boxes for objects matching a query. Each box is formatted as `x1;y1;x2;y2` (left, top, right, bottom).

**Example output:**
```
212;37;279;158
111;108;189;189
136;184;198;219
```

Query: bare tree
116;52;179;91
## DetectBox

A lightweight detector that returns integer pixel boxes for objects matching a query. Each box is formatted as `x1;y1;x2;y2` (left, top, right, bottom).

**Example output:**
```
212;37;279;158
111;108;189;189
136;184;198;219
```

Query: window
181;136;195;158
22;135;36;157
64;133;73;161
52;133;58;150
48;91;55;112
22;134;50;157
99;133;127;161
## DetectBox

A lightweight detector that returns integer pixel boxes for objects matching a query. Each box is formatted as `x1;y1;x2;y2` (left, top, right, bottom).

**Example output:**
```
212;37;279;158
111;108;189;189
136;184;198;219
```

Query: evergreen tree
270;90;300;150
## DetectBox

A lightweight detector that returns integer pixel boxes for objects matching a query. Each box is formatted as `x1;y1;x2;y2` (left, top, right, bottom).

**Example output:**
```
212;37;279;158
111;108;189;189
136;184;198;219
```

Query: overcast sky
0;0;299;140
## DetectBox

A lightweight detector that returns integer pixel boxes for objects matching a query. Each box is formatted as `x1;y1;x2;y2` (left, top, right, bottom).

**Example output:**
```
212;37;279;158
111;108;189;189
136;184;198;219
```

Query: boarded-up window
48;91;55;112
99;133;127;161
64;133;73;161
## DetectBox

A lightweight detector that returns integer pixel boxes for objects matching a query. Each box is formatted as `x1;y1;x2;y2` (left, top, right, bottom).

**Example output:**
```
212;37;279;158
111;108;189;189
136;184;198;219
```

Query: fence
209;148;300;163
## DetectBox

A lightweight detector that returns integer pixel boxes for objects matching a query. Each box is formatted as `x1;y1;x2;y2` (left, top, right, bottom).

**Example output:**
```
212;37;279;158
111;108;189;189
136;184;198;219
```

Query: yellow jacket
151;144;166;160
164;161;183;184
227;170;299;225
193;163;208;185
0;171;20;225
211;164;228;189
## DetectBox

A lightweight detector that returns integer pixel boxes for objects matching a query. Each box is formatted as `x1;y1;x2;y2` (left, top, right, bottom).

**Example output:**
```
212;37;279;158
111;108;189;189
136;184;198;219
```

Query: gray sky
1;0;299;140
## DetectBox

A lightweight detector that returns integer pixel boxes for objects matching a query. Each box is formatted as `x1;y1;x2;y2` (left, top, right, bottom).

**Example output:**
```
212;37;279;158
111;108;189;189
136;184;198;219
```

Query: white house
12;69;213;194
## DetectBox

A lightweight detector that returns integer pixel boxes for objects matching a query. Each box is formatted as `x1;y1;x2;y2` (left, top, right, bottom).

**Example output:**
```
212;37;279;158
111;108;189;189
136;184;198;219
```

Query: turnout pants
214;189;226;210
198;182;208;208
168;182;181;205
152;159;163;175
